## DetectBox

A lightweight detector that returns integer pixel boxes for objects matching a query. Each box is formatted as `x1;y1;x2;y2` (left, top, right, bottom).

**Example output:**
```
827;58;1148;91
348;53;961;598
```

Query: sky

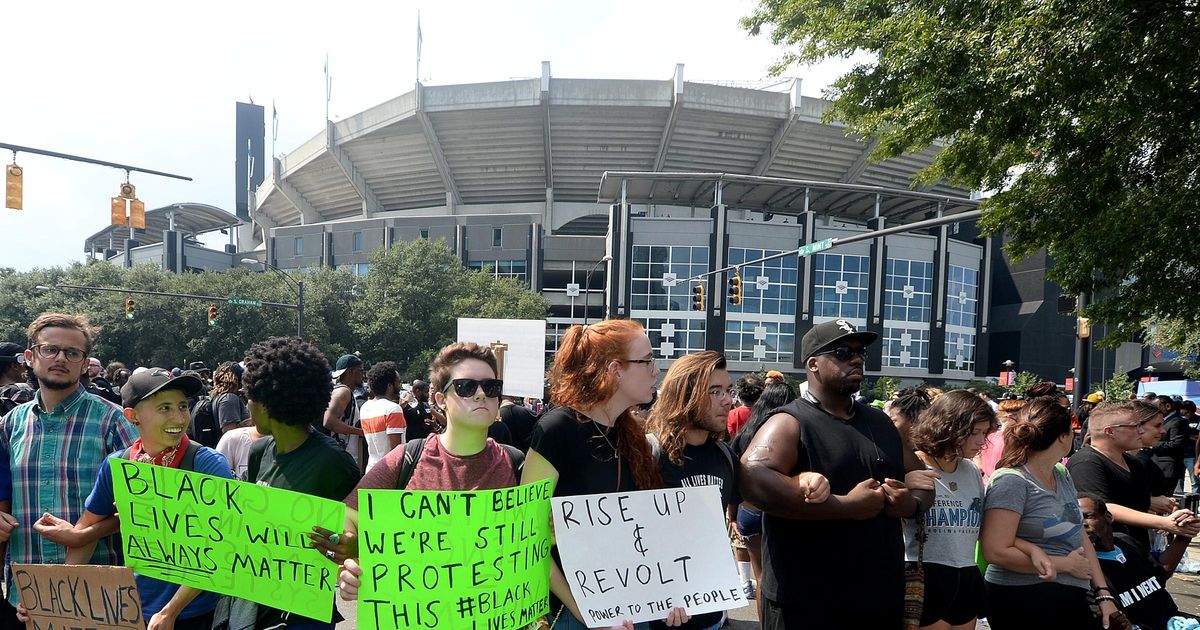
0;0;862;271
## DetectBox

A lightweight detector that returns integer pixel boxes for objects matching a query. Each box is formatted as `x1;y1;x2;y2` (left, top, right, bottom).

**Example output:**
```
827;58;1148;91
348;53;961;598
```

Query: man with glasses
740;319;931;628
1068;401;1199;553
0;313;137;627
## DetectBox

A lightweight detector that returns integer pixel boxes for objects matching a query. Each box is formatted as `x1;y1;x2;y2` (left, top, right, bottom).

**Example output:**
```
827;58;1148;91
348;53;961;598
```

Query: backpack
121;441;201;471
189;396;221;449
0;383;34;417
394;438;525;490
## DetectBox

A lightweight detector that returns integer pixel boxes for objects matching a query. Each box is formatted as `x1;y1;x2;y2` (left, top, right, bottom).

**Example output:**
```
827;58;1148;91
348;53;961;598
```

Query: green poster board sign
109;460;344;621
358;480;554;630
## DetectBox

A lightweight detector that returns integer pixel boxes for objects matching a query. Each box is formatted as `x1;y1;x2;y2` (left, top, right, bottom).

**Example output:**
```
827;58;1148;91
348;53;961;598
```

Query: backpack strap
179;442;201;472
395;438;428;490
499;444;526;482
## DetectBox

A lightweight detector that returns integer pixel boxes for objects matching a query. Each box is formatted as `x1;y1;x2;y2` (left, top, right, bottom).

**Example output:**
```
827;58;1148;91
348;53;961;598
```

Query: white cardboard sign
552;486;745;627
456;318;547;399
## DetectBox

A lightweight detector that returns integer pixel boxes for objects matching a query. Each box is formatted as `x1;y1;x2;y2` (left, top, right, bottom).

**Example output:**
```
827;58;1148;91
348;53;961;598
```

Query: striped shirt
0;384;137;604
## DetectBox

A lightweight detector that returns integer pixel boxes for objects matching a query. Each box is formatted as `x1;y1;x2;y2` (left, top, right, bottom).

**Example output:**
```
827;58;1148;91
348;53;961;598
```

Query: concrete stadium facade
252;63;997;382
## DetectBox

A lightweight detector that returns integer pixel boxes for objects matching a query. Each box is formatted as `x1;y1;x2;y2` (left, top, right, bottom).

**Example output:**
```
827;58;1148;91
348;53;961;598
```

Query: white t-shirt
360;398;407;472
904;457;986;567
215;427;263;481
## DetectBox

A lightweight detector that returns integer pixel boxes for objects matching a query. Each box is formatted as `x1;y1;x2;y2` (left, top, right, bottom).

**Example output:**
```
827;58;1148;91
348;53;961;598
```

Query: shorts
736;505;762;541
916;563;984;626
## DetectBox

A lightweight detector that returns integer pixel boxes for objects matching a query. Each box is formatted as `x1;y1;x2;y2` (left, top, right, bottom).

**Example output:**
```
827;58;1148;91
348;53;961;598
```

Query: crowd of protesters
0;311;1197;630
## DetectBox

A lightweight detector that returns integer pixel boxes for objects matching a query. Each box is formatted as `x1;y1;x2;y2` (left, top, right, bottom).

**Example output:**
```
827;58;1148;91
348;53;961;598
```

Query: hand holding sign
13;564;143;630
552;487;744;628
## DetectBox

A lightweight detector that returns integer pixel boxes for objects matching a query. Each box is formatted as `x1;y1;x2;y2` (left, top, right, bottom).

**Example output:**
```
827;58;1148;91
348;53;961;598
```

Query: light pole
583;255;612;325
241;258;304;338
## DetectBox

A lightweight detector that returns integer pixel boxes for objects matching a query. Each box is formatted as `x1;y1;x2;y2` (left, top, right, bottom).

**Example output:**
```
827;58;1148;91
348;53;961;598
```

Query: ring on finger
328;533;340;545
326;550;335;560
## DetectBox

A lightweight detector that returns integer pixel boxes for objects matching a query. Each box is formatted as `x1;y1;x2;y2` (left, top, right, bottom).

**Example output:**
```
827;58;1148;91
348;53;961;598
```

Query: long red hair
550;319;661;490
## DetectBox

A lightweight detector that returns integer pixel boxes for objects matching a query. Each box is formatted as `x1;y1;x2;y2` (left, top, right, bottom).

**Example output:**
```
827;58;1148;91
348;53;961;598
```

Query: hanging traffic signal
125;299;136;320
691;282;705;312
5;164;22;210
728;272;743;306
207;305;218;327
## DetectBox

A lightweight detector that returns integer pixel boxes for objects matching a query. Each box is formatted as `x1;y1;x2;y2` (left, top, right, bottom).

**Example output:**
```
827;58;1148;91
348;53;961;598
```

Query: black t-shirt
1098;534;1179;630
1067;445;1153;551
248;430;362;627
404;401;436;441
499;403;538;452
1133;449;1173;497
650;438;740;630
759;396;906;625
530;406;638;497
487;420;514;446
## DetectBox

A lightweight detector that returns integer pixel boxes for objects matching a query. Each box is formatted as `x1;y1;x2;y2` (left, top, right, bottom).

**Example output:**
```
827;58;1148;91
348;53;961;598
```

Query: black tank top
759;396;906;625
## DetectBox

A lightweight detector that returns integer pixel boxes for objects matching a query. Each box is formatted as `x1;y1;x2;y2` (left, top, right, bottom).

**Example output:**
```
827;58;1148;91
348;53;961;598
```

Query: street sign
226;298;262;307
797;238;834;257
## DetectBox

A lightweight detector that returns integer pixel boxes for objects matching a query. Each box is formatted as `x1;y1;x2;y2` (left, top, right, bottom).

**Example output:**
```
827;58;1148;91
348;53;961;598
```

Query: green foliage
1101;371;1136;402
1143;317;1200;379
1006;371;1044;398
742;0;1200;340
0;240;548;376
350;239;549;378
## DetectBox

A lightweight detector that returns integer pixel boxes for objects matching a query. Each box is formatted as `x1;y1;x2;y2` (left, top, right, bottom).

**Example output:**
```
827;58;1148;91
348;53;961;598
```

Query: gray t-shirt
904;458;985;567
983;465;1088;589
214;392;249;428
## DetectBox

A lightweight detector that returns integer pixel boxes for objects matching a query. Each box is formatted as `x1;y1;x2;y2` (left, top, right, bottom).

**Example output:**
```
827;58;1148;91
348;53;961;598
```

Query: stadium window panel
812;253;869;320
294;237;303;256
943;263;980;371
630;245;709;314
884;258;934;323
944;330;977;372
352;232;363;252
882;326;930;369
468;259;527;284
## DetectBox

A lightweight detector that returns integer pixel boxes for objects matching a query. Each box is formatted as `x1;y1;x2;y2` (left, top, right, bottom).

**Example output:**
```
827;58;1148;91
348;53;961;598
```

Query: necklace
579;410;623;489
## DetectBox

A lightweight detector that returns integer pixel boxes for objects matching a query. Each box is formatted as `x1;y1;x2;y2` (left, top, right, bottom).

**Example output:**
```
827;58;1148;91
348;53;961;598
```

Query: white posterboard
456;318;547;399
552;487;745;627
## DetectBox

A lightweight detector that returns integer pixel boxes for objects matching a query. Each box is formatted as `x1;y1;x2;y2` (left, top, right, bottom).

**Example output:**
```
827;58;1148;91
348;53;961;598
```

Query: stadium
92;63;1111;384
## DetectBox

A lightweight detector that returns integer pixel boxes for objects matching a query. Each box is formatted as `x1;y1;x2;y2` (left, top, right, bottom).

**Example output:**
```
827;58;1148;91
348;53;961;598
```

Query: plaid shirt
0;384;136;604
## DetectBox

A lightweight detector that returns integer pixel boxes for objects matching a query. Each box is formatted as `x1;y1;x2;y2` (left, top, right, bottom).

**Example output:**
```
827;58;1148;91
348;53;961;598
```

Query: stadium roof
83;203;241;253
598;172;979;222
255;64;973;231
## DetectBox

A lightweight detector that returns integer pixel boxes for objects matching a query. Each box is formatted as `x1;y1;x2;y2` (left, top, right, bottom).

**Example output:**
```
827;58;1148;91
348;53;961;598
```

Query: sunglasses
442;378;504;399
813;346;868;361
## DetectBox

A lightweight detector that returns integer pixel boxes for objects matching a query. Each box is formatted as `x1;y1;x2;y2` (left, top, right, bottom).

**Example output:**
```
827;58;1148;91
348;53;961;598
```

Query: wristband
1093;586;1112;594
1095;595;1116;604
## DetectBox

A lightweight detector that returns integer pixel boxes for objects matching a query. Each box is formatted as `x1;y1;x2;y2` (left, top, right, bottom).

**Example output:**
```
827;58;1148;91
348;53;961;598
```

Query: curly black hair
242;337;333;427
367;361;400;397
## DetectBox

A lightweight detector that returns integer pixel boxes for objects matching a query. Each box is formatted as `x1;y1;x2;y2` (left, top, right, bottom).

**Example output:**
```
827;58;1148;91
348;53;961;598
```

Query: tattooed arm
740;412;886;521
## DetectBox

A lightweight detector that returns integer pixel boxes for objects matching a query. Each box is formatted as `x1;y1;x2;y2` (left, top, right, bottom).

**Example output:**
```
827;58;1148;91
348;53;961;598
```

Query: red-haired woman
522;319;684;629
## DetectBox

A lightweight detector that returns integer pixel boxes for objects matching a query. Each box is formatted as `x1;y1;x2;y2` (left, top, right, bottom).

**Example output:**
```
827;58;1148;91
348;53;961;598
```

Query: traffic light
691;282;705;312
207;305;218;327
728;272;743;306
1077;317;1091;339
5;164;22;210
125;299;135;320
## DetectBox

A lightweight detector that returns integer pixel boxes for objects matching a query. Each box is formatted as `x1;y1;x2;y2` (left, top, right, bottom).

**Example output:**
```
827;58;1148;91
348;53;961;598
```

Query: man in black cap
323;354;366;471
740;319;933;629
0;343;33;416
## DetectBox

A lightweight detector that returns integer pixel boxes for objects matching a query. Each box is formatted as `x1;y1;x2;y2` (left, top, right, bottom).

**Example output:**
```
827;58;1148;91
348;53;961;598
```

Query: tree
1006;370;1044;398
742;0;1200;341
1143;317;1200;379
1100;371;1137;402
350;240;549;377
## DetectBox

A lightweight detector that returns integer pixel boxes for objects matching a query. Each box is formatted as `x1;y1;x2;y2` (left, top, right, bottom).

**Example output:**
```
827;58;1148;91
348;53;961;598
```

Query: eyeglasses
442;378;504;399
708;388;733;400
1107;422;1143;432
621;358;655;366
813;346;868;361
32;344;86;363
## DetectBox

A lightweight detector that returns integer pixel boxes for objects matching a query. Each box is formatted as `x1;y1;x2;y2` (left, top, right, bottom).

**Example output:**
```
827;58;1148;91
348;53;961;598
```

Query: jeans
551;608;649;630
1182;457;1197;493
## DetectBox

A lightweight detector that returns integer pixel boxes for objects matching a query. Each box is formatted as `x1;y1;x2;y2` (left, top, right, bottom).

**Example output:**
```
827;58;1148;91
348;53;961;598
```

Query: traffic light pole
48;283;300;325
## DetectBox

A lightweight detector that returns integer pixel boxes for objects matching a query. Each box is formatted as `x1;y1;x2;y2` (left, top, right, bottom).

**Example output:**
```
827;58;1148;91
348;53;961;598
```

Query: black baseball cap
331;354;364;379
121;367;203;408
800;319;879;362
0;343;25;365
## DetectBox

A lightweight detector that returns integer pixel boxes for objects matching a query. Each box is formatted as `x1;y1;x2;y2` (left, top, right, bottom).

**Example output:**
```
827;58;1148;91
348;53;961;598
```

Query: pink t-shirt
343;433;515;510
978;430;1006;486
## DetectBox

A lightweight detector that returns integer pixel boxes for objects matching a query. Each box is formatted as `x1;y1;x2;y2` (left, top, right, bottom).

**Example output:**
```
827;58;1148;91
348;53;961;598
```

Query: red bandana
129;434;190;468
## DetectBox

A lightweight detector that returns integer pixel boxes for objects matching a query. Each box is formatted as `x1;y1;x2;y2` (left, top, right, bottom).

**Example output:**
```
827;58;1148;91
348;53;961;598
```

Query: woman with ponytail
979;397;1120;629
523;320;685;629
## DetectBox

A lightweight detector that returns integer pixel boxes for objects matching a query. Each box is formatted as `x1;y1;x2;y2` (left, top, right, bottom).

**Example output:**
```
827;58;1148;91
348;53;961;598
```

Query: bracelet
1093;586;1112;594
1095;595;1117;604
